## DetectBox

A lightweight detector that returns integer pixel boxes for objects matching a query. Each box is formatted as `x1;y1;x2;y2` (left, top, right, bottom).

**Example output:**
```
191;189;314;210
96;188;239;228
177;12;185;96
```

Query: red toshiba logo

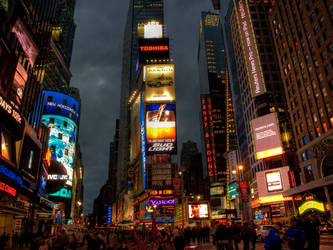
140;45;169;51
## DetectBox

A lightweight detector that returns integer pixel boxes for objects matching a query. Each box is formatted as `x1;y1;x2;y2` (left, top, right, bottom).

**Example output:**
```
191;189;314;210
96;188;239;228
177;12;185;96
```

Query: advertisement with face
145;104;176;154
251;113;283;160
144;64;175;102
188;204;209;219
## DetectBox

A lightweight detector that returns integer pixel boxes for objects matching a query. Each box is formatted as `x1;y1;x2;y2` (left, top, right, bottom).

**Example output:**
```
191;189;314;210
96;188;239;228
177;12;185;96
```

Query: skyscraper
117;0;164;197
198;12;237;217
269;0;333;218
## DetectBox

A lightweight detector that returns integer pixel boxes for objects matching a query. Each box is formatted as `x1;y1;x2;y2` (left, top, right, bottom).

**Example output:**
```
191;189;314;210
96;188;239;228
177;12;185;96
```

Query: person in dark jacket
215;224;229;250
285;218;306;250
174;231;185;250
302;214;320;250
264;223;282;250
241;223;251;250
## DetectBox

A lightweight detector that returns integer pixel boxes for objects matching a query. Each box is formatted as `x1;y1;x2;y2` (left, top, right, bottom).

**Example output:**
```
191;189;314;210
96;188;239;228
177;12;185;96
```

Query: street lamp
232;164;244;223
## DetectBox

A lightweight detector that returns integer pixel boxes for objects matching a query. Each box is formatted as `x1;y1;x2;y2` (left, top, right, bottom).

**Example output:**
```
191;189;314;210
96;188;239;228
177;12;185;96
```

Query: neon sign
140;93;147;189
48;188;72;199
0;181;17;197
149;199;175;207
298;200;325;215
139;45;168;52
0;95;22;124
201;97;217;177
0;165;23;187
43;148;52;167
107;204;112;224
47;175;69;180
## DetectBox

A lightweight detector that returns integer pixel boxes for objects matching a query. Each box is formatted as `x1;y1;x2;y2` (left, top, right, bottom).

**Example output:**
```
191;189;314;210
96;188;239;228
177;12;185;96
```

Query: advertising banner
229;182;239;200
251;113;283;160
256;166;291;198
144;64;175;102
145;104;176;154
12;18;39;67
130;95;141;162
228;151;238;183
239;182;249;202
234;0;266;97
12;62;27;106
210;185;224;196
140;93;147;189
138;38;169;63
188;204;209;219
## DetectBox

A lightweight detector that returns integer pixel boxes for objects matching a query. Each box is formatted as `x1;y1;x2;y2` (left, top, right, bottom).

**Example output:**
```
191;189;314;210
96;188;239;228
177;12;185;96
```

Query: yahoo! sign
149;199;175;207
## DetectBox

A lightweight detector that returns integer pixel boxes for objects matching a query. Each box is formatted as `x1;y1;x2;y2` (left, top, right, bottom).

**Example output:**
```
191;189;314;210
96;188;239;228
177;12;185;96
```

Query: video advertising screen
145;104;176;154
188;204;209;219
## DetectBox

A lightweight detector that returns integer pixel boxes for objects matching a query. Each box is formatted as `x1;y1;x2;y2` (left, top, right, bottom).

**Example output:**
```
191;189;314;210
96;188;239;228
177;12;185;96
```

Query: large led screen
251;113;283;160
188;204;209;219
130;95;141;162
144;64;175;102
43;90;80;123
42;115;77;187
145;104;176;154
266;171;283;192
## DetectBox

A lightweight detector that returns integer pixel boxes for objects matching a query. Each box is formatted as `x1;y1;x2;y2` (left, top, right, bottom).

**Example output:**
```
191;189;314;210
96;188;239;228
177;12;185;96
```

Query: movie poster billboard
251;113;283;160
143;64;175;102
188;204;209;219
145;104;176;154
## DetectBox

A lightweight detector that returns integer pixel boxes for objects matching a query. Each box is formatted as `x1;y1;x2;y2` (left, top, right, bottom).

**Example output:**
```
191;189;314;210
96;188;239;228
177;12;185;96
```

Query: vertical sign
201;96;217;177
140;93;147;189
234;0;266;97
173;177;182;199
239;181;249;202
228;151;238;183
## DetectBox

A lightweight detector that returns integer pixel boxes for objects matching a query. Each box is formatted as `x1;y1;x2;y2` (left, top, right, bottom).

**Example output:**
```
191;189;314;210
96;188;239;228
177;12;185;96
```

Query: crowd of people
0;214;323;250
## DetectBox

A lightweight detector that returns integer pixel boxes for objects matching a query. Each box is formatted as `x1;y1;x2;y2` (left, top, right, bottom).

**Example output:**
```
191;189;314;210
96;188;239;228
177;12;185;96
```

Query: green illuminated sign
48;188;72;199
1;0;8;11
298;200;325;215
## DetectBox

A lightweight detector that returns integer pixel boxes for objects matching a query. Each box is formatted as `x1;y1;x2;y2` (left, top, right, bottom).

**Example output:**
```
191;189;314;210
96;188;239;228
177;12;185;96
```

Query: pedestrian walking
302;214;320;250
174;231;185;250
249;222;257;250
285;217;306;250
231;221;241;250
264;222;282;250
215;224;230;250
241;223;251;250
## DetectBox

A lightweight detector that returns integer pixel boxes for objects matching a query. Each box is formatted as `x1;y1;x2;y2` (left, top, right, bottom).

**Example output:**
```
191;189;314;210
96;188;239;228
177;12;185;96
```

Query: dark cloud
70;0;213;213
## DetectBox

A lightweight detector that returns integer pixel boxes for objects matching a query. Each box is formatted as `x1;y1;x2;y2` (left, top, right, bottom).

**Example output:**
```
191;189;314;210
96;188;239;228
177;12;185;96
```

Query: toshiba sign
139;45;168;52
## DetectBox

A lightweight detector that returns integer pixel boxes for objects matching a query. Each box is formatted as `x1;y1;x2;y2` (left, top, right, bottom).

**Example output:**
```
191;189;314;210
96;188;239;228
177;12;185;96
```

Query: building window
47;96;53;102
58;133;62;140
1;130;12;161
304;165;314;182
303;136;308;145
63;121;68;128
62;99;67;105
56;107;61;114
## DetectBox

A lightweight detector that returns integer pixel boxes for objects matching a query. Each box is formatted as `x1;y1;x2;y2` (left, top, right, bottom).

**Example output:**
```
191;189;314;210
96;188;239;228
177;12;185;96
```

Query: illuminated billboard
43;90;80;123
201;96;217;177
138;38;170;63
256;166;290;198
298;200;325;215
42;115;77;187
12;62;27;106
12;18;39;67
234;0;266;97
266;171;283;192
144;64;175;102
228;151;238;183
144;21;163;39
145;104;176;154
251;113;283;160
188;204;209;219
210;185;224;196
130;95;141;162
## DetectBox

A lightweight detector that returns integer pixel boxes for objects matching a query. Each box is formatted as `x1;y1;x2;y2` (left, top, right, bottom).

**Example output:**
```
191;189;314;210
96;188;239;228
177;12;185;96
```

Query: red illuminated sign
0;181;17;197
201;96;217;177
139;45;169;52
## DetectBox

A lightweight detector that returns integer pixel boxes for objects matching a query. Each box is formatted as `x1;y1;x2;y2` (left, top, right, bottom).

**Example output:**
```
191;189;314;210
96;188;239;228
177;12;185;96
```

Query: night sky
70;0;213;213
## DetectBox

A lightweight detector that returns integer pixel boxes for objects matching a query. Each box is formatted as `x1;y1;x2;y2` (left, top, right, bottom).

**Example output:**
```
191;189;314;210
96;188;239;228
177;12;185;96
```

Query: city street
183;234;333;250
